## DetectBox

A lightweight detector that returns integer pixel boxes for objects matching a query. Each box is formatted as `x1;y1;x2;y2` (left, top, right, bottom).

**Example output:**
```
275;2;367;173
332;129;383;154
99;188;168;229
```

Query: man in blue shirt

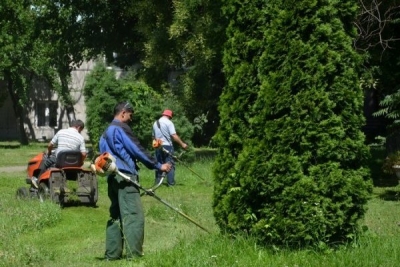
99;101;171;261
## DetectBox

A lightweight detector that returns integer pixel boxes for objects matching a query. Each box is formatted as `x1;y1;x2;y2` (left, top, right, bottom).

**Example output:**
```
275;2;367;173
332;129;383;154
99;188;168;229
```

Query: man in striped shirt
46;119;87;160
32;120;87;187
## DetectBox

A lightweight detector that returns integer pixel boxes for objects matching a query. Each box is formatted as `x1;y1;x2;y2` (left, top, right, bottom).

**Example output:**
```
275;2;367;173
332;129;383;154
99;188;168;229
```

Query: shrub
84;62;193;153
213;0;372;247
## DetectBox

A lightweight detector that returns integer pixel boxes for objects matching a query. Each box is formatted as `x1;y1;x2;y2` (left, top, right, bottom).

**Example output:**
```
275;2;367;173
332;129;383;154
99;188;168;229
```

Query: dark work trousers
105;173;144;260
155;145;175;186
37;154;56;178
44;154;56;168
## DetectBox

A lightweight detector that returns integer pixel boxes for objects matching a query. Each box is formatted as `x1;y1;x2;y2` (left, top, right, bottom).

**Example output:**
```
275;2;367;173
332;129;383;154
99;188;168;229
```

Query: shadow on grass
369;146;400;187
373;175;399;187
60;201;99;208
378;189;400;201
0;144;21;149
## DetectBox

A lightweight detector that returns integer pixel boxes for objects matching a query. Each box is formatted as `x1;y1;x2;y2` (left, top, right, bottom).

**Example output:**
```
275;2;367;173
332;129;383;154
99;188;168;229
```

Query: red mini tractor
16;151;98;206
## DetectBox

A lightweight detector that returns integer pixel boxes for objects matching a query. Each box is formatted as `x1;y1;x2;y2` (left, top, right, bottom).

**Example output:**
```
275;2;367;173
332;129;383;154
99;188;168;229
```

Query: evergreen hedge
213;0;372;247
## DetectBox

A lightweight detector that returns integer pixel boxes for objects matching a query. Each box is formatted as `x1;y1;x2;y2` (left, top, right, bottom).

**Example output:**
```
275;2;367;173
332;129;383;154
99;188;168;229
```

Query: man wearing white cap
152;109;188;186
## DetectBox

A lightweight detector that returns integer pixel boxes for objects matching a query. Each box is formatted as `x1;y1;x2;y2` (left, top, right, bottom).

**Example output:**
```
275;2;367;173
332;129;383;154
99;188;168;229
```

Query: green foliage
1;0;98;143
168;0;227;146
212;0;272;241
213;0;372;248
0;0;52;143
32;0;94;111
84;62;194;152
83;62;121;151
373;89;400;126
82;0;227;146
121;73;194;151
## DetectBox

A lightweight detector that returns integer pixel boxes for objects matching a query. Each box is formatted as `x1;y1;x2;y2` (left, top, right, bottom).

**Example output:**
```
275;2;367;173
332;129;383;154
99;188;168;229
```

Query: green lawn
0;143;47;167
1;145;400;266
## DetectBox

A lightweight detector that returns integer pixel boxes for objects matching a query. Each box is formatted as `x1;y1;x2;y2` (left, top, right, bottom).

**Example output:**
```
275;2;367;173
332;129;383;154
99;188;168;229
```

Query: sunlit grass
1;146;400;266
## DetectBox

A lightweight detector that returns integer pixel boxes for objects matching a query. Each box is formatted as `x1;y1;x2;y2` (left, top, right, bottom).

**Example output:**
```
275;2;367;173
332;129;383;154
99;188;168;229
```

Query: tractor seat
55;151;83;168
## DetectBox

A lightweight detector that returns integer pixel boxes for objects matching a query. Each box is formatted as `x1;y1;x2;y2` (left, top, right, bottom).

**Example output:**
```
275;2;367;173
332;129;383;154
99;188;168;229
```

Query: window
37;101;58;127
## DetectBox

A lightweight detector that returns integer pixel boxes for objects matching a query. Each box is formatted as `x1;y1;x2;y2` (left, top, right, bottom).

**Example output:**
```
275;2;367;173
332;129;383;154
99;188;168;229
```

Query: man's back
52;127;86;156
153;117;176;146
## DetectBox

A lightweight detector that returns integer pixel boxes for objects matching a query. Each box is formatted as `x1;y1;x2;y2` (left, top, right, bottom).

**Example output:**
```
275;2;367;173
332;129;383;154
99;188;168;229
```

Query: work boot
31;177;39;188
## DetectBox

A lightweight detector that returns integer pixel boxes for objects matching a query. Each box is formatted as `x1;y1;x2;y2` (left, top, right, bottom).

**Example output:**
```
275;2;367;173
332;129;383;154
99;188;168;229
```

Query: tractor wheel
16;187;29;200
38;182;50;202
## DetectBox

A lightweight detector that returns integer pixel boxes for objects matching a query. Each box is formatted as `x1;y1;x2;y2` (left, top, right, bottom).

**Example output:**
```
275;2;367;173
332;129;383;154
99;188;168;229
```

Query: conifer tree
213;0;372;247
212;0;268;233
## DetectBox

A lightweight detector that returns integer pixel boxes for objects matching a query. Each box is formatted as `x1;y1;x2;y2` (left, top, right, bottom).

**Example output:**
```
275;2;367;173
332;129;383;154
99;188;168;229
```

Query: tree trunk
59;68;76;123
5;70;29;145
18;110;29;145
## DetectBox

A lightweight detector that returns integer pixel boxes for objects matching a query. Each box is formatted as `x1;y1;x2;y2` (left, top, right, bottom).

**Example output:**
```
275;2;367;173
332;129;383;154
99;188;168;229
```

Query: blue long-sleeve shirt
99;119;162;175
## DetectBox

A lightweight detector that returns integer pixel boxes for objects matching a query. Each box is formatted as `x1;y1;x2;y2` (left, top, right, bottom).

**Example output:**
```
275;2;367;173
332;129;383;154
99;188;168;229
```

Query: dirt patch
0;166;26;173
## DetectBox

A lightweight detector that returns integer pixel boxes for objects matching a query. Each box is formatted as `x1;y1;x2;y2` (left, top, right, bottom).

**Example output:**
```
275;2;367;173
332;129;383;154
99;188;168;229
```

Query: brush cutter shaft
117;170;210;233
146;191;211;233
161;148;207;182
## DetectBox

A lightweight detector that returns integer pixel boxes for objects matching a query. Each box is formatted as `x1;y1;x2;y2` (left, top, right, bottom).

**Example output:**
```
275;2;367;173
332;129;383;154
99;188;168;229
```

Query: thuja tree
212;0;271;237
213;0;373;247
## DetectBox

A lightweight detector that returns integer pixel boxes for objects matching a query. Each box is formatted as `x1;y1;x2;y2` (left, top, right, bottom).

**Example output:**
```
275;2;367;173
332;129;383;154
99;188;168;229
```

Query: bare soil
0;166;26;173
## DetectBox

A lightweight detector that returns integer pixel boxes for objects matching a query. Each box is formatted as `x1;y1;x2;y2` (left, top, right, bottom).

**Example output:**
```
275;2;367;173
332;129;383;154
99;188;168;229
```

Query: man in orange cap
152;109;188;186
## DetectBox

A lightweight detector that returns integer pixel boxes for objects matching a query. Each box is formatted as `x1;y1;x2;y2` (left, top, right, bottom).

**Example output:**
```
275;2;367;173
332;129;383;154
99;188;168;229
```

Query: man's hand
182;143;188;150
160;163;172;172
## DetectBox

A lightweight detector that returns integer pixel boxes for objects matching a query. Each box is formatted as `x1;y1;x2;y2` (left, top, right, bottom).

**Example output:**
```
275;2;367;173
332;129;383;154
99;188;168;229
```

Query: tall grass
0;145;400;266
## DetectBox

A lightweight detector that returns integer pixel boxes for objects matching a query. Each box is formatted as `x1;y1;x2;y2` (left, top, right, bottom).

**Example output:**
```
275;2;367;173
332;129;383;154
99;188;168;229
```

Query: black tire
38;182;50;202
16;187;29;199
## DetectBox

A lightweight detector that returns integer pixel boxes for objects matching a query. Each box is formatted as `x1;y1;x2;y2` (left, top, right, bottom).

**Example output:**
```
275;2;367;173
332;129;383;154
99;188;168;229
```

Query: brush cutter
91;152;210;233
161;147;209;183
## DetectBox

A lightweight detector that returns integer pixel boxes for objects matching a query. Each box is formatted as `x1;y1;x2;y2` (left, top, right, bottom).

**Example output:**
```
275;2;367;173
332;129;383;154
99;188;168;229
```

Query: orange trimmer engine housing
25;151;98;206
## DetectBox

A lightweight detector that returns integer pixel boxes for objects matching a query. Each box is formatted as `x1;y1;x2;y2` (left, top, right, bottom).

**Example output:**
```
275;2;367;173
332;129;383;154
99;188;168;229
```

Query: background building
0;61;95;141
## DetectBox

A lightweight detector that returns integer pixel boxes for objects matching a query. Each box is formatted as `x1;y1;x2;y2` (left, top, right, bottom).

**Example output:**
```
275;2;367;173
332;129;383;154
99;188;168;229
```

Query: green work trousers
105;173;144;260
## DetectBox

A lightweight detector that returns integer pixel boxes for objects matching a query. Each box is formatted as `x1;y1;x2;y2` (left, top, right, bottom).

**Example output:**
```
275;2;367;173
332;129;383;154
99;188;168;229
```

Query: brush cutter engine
90;152;117;176
152;138;163;148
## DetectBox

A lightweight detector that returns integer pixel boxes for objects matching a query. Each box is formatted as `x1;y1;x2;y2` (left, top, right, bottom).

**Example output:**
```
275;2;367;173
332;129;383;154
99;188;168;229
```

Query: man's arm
171;134;188;149
115;127;162;170
47;142;54;156
80;140;87;159
166;121;187;149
